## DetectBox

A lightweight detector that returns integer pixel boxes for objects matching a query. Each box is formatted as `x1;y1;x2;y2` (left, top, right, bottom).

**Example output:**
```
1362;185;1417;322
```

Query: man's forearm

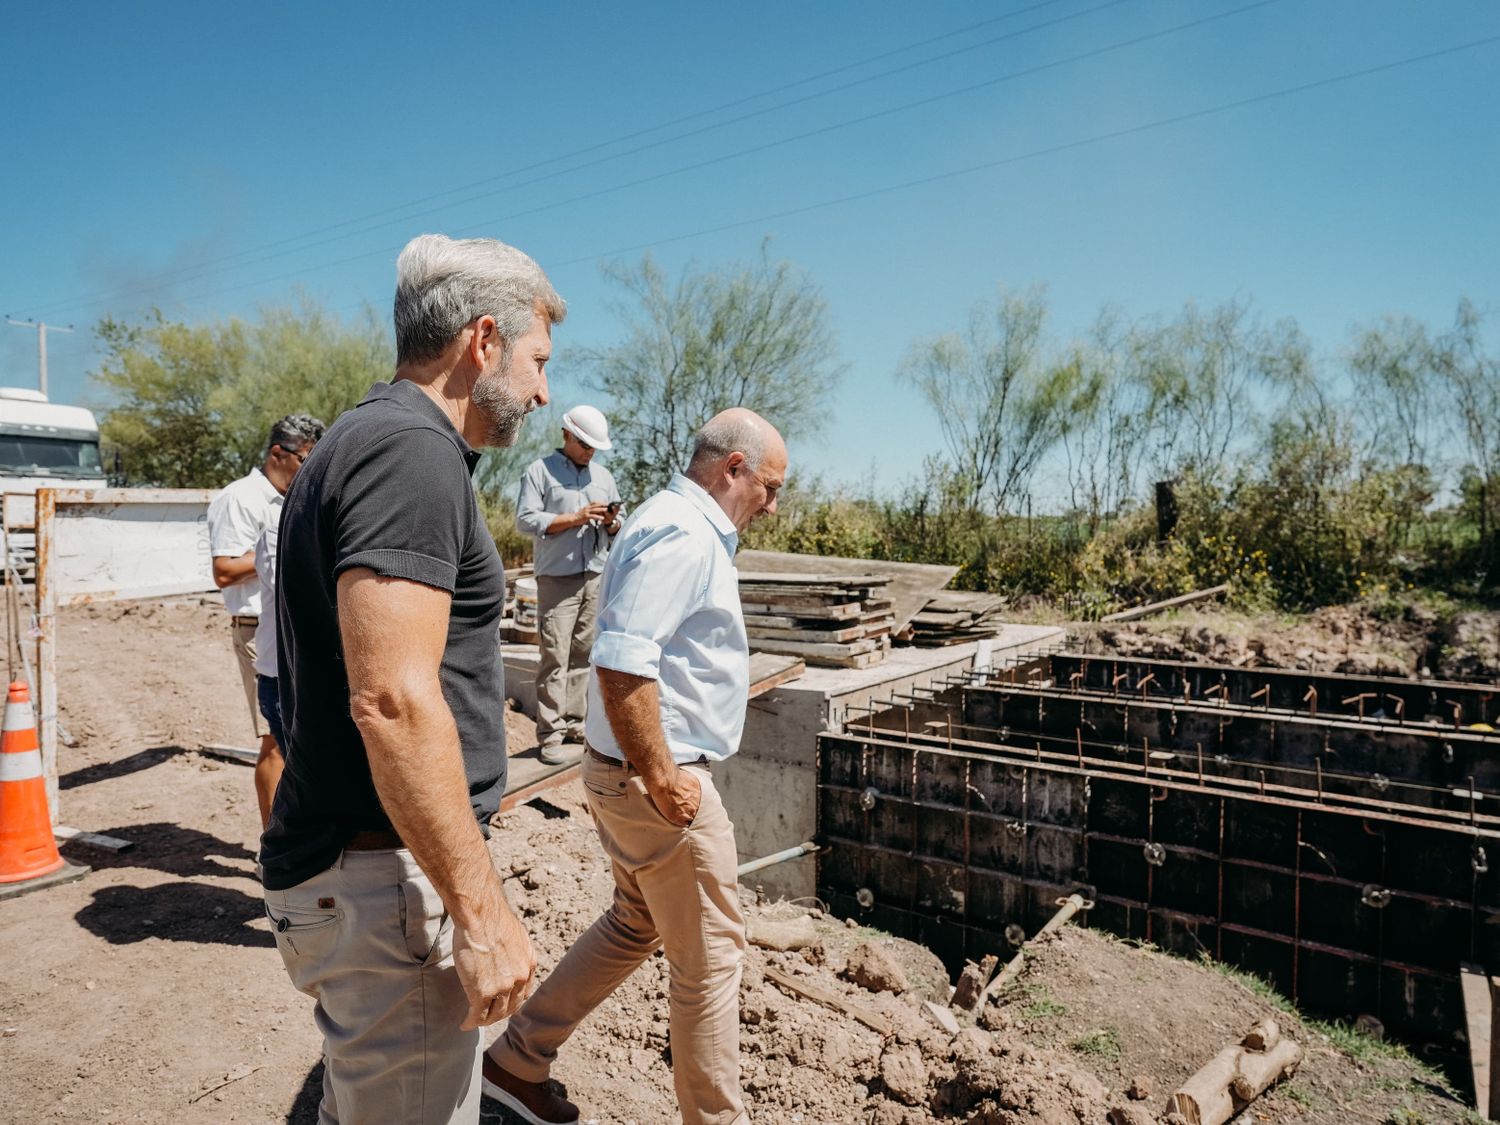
596;667;675;786
354;688;503;929
212;552;257;589
543;511;581;535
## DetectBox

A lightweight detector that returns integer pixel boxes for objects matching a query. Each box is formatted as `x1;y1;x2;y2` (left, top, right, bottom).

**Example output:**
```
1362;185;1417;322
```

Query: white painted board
48;494;218;604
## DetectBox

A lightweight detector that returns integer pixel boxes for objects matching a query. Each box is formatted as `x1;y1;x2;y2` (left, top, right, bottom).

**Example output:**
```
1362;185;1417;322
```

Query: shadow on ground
281;1057;538;1123
59;745;189;790
75;881;271;948
61;821;256;880
286;1059;322;1124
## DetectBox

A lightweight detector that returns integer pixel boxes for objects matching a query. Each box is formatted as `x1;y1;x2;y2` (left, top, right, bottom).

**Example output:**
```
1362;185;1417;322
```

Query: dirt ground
0;597;1484;1122
1075;601;1500;681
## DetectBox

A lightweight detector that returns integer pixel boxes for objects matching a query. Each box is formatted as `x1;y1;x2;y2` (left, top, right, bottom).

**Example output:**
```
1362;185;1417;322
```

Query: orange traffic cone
0;680;65;884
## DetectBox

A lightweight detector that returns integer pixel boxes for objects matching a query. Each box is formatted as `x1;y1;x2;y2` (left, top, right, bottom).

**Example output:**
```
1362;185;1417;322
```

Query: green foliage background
87;265;1500;612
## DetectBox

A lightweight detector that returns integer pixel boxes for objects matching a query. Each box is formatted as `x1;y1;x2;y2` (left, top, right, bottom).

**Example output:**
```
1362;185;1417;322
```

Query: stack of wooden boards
907;590;1007;646
739;572;895;669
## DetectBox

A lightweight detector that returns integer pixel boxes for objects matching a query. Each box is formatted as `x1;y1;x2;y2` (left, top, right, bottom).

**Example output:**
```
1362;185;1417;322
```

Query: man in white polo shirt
485;408;786;1125
207;413;323;823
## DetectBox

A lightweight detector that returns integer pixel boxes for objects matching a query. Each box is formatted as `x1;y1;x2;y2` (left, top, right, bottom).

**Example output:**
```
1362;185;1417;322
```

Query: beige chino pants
494;754;749;1124
229;616;270;738
534;572;600;747
265;849;482;1124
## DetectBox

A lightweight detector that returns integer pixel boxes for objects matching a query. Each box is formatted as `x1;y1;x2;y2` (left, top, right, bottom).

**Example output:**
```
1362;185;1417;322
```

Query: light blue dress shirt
586;473;749;764
515;450;621;577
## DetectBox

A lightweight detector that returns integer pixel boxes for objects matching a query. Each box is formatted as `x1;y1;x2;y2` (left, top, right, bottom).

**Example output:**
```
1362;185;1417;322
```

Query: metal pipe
737;840;819;878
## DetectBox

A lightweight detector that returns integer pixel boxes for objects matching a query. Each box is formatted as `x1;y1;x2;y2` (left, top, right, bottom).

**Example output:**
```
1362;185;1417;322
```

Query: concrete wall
503;645;539;718
720;625;1066;901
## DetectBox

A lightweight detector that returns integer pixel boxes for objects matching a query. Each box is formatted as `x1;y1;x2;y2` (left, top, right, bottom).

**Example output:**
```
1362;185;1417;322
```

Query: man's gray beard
471;368;528;448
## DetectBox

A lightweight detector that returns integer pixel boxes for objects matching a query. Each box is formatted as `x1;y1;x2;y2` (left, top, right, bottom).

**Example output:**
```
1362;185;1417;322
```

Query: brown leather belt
345;828;403;850
230;614;259;626
586;746;708;770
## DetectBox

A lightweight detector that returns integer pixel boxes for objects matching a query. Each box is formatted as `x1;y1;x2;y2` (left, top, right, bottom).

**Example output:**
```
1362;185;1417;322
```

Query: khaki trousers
266;849;482;1124
230;616;269;737
494;755;749;1124
535;572;600;747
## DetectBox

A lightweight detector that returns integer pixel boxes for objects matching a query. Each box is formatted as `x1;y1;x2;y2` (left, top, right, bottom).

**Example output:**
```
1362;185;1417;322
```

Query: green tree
1434;299;1500;586
92;299;391;487
1132;298;1309;484
899;285;1087;513
93;312;250;487
578;246;843;499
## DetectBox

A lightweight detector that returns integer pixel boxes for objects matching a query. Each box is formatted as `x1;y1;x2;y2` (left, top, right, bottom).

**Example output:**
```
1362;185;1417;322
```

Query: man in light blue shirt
515;405;622;763
486;408;786;1125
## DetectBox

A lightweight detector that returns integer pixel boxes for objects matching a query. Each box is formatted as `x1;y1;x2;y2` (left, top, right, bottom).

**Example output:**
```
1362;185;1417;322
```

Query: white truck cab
0;387;108;578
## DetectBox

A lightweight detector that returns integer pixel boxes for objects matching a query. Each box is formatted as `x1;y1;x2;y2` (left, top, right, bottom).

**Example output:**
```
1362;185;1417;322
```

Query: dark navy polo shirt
260;380;508;890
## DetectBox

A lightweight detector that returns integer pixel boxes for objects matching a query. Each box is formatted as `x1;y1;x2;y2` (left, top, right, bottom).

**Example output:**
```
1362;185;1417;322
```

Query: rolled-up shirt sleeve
591;522;706;681
208;488;259;558
515;462;553;539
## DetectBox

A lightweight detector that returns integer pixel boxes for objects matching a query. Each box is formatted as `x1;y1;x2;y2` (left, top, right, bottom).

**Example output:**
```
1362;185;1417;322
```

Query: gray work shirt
516;450;621;577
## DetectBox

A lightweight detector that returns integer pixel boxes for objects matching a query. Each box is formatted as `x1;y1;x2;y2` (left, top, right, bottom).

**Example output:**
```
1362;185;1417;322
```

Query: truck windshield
0;435;103;476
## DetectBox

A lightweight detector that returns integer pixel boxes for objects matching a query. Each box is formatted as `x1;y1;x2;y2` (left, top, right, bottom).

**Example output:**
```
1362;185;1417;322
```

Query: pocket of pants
266;903;341;960
397;875;452;967
582;775;626;801
632;773;702;830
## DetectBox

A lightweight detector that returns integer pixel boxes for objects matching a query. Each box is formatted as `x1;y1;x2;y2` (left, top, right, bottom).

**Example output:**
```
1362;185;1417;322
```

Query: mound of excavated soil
1078;602;1500;681
992;925;1470;1124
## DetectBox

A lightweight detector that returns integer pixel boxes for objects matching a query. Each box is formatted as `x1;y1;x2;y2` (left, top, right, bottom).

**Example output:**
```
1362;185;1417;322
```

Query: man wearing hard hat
516;404;623;764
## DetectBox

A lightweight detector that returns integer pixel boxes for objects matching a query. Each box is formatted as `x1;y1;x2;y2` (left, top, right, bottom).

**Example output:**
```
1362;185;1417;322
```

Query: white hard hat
561;404;612;451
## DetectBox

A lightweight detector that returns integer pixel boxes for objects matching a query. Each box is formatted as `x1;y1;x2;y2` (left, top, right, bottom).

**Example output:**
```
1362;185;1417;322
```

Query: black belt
345;828;403;850
585;746;708;770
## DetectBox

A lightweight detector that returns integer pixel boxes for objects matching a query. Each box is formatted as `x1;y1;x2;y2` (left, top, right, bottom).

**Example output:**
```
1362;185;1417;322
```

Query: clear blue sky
3;1;1497;500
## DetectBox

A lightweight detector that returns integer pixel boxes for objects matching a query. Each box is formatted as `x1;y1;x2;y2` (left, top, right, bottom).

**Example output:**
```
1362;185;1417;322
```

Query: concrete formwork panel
818;703;1500;1043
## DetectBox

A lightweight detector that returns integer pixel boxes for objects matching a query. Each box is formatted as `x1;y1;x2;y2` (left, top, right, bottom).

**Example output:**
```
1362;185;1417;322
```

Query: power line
23;0;1135;317
53;0;1274;315
548;33;1500;270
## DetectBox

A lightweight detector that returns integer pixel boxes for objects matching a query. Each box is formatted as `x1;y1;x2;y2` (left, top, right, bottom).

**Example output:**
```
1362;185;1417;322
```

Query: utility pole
5;317;75;398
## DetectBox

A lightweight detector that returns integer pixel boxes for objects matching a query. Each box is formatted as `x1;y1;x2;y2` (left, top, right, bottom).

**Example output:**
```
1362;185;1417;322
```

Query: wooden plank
743;613;800;629
499;755;580;812
738;571;890;586
740;601;861;620
739;585;854;599
736;549;959;635
747;623;863;644
43;487;220;505
749;652;805;698
201;743;259;766
750;636;879;658
1461;964;1497;1118
1100;583;1230;623
763;966;891;1035
55;825;134;854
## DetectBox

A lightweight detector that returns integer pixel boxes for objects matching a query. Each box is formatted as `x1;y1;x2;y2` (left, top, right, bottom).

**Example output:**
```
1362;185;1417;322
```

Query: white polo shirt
207;467;281;617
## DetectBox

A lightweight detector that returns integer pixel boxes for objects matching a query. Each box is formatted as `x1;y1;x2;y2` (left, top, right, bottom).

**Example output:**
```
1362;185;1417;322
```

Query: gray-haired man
207;412;324;827
260;234;564;1123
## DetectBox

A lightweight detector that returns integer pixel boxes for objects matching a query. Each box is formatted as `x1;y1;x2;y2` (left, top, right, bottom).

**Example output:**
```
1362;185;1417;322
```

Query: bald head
686;408;787;532
687;408;781;476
